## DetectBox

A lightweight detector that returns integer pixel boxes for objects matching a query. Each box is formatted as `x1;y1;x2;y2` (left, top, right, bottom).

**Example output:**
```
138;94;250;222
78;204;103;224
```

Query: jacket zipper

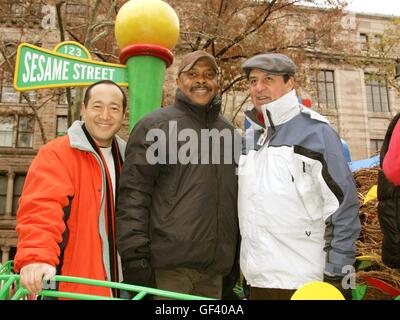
206;109;220;267
214;163;220;267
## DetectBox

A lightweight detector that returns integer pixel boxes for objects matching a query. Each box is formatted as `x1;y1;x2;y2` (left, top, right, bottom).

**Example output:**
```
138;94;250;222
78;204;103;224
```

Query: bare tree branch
232;94;250;122
222;75;247;94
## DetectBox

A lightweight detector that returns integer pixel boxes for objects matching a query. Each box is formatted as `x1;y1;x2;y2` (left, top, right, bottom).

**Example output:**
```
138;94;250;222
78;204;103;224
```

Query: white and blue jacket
238;89;361;289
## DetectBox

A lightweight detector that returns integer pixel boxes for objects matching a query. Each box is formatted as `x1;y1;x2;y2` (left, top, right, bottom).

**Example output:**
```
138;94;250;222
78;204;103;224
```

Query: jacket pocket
287;158;323;222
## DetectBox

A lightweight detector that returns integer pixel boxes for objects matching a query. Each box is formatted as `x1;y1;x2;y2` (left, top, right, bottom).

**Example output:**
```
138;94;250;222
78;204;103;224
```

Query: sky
345;0;400;16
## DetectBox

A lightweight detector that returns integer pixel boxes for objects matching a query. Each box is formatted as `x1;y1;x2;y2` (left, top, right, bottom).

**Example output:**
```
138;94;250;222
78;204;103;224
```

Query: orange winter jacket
14;121;126;298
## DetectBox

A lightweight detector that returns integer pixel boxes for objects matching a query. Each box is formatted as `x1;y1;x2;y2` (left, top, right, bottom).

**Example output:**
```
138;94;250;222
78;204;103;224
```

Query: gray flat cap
242;53;296;77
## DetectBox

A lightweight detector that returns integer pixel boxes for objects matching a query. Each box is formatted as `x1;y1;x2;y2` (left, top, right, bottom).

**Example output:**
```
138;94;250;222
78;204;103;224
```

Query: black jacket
116;89;239;277
377;113;400;268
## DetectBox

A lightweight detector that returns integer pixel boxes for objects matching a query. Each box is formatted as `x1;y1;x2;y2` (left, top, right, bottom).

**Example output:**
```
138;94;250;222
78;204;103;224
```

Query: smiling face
248;69;295;112
176;58;220;107
81;83;125;147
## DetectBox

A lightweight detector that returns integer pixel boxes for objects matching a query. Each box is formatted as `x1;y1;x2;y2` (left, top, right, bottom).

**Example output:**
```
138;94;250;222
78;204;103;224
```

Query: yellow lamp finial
115;0;180;50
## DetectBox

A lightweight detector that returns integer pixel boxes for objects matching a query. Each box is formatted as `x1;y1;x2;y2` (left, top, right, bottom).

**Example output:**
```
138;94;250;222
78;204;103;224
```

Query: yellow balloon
363;185;377;205
115;0;180;50
291;281;345;300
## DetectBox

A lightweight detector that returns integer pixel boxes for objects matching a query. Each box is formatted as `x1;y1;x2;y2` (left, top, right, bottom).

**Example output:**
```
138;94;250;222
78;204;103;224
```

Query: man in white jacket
238;53;361;300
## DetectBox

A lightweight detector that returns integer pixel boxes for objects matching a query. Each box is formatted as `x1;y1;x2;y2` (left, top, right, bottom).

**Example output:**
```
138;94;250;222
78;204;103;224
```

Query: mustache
190;85;211;92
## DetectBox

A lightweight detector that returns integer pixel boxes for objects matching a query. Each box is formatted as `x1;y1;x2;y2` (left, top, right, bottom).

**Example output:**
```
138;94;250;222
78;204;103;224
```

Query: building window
373;35;383;50
0;174;7;215
12;174;26;215
10;2;25;16
0;116;14;147
311;70;336;109
0;70;36;104
66;3;87;18
370;139;384;155
365;75;390;112
360;33;369;51
57;115;68;137
0;0;26;16
21;91;37;104
1;71;20;103
16;116;34;147
0;0;41;27
305;28;316;47
0;115;34;148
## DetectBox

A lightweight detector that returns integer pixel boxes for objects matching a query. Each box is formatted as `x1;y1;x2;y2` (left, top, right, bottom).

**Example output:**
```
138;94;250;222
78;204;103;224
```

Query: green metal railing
0;261;214;300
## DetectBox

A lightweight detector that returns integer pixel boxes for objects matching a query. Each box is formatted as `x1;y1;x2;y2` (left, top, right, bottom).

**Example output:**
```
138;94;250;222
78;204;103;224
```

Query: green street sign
54;41;90;59
14;42;128;91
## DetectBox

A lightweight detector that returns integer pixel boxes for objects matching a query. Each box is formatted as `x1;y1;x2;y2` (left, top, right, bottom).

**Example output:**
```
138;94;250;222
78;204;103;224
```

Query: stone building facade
305;12;400;161
0;1;399;264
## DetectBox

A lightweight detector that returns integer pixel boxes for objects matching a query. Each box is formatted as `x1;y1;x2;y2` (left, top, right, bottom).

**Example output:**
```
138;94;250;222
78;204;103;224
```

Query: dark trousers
154;267;223;300
249;286;296;300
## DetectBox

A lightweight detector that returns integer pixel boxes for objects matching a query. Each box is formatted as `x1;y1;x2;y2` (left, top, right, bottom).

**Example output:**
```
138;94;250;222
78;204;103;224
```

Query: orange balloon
115;0;180;50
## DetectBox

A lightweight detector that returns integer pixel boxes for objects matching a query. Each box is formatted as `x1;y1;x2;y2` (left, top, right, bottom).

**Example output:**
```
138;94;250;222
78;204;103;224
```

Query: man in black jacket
116;51;240;299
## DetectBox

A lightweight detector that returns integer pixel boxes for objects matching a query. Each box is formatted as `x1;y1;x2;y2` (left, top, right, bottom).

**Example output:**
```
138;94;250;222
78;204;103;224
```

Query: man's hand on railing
19;263;56;294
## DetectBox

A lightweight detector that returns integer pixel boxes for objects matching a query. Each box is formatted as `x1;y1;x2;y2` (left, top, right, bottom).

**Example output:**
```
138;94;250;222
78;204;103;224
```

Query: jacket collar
244;89;300;131
68;121;126;160
261;89;300;129
244;109;265;130
173;88;221;125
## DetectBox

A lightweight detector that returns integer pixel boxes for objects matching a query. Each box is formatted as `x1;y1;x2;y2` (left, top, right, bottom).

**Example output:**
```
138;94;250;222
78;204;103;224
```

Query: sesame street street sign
14;41;128;91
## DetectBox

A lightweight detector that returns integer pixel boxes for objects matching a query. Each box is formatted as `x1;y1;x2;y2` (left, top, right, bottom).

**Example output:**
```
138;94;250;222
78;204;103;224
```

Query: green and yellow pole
115;0;180;130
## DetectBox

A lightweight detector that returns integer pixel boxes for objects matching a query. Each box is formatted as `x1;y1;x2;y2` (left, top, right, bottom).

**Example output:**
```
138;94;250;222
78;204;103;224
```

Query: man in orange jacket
14;80;126;298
